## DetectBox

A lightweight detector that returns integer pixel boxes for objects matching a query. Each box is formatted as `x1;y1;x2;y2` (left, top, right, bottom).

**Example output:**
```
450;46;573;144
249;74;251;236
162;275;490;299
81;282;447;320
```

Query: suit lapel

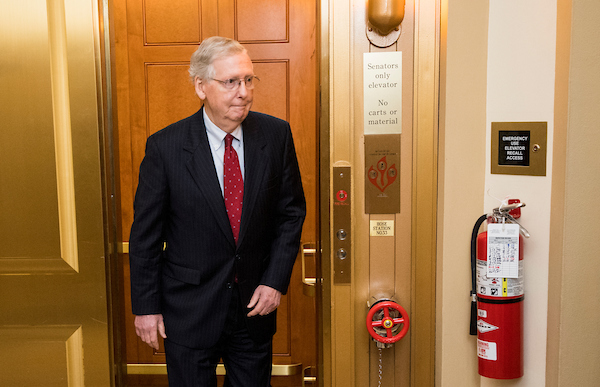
184;109;236;247
237;113;268;247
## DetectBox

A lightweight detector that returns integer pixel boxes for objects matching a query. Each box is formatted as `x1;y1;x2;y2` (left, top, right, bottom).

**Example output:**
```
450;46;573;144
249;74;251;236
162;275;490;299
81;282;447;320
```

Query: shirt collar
203;109;243;152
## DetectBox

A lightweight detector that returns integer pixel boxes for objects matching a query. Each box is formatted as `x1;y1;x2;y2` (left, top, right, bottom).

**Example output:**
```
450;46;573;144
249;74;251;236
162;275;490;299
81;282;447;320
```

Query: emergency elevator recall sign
364;52;402;134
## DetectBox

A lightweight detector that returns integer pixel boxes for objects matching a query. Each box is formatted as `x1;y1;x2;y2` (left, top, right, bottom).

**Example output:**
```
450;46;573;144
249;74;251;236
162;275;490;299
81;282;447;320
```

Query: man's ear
194;76;206;100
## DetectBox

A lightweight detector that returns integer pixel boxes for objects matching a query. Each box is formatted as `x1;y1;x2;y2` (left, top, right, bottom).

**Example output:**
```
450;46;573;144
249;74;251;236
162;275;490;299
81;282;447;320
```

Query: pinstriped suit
129;107;306;349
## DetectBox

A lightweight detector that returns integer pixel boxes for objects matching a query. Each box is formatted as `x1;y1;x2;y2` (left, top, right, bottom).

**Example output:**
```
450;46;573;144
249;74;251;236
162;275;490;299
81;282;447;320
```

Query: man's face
194;52;254;133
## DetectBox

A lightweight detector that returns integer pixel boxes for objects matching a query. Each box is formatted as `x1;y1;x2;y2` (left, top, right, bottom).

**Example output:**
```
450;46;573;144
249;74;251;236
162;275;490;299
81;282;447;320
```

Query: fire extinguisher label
477;339;497;361
487;223;520;278
477;259;524;297
477;319;499;333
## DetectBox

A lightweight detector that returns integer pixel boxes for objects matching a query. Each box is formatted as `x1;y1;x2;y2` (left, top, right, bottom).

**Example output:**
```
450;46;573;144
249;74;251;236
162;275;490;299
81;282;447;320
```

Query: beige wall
439;0;600;386
437;0;488;384
547;0;600;385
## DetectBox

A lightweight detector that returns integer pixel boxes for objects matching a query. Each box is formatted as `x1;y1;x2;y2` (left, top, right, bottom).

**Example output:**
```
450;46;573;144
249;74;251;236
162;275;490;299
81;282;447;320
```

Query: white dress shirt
203;109;245;196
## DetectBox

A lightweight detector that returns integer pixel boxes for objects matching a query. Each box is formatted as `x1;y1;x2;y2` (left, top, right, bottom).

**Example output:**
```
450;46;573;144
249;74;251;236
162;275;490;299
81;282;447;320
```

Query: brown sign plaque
491;122;547;176
365;134;401;214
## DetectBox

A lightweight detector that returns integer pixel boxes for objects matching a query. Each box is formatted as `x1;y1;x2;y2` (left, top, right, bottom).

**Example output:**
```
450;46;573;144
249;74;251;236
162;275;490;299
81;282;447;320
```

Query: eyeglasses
209;75;260;90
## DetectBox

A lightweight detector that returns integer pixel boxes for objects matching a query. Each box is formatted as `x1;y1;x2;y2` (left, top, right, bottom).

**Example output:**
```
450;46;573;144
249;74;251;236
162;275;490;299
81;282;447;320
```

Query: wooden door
113;0;318;385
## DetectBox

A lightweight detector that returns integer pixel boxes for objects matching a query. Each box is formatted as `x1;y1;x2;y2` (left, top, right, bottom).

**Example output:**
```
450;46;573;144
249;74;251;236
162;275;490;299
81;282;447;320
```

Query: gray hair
189;36;247;81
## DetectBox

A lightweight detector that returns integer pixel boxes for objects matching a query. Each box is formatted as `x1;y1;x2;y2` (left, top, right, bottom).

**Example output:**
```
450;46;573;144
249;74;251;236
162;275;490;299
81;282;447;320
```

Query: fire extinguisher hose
470;214;488;335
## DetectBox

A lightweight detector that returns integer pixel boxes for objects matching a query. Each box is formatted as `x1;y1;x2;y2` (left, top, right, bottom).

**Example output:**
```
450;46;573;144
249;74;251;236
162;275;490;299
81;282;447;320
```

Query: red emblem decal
368;156;397;192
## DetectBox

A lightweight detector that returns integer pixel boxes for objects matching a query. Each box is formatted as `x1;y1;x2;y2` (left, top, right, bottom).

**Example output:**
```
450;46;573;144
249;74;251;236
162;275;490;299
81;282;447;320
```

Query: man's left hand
247;285;282;317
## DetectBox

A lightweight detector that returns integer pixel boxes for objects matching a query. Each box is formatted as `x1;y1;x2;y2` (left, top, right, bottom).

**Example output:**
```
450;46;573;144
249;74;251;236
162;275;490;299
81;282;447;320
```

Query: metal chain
378;347;383;387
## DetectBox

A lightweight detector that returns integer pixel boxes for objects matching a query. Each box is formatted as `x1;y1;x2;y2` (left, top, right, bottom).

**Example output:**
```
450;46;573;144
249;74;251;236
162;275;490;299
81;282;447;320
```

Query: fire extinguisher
469;199;530;379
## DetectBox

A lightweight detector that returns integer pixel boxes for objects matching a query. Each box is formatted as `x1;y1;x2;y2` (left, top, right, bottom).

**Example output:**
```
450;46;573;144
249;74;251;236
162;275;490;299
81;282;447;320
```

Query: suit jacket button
226;282;233;289
235;255;241;261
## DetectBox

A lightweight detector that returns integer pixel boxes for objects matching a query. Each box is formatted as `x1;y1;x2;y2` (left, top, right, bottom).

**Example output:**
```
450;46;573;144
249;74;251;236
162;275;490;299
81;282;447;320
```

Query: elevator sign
364;52;402;134
498;131;530;166
491;122;547;176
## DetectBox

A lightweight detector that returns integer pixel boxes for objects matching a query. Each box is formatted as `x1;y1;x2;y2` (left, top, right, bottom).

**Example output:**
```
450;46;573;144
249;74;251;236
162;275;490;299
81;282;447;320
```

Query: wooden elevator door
113;0;319;385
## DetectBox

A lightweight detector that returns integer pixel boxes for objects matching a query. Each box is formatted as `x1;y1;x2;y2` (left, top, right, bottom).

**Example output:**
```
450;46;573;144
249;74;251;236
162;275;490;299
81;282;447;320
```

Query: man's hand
134;314;167;350
247;285;282;317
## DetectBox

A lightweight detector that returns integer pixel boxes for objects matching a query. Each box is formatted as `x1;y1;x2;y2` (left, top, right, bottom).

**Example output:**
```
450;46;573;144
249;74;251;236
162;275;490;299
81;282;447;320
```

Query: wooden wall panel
144;60;290;137
251;61;289;121
273;294;291;356
236;0;288;43
144;0;201;44
146;63;201;136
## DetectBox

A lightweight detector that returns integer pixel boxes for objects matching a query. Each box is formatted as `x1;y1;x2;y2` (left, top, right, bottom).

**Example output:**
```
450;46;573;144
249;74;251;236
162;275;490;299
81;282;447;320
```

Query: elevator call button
336;190;348;202
333;166;351;284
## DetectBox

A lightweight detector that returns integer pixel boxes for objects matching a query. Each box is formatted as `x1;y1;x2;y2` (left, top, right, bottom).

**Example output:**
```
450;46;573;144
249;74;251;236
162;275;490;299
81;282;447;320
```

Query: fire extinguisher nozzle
470;300;478;336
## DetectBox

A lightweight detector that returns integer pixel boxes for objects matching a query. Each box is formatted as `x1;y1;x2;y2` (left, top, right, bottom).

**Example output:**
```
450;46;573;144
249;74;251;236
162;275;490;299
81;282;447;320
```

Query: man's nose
237;80;249;97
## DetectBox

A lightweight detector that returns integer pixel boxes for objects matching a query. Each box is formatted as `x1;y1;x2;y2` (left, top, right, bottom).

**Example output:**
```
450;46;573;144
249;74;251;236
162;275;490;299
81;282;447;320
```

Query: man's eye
224;79;237;86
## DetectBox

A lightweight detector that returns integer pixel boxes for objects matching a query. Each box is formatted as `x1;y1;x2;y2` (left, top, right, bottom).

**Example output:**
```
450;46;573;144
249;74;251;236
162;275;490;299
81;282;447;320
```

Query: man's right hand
134;314;167;350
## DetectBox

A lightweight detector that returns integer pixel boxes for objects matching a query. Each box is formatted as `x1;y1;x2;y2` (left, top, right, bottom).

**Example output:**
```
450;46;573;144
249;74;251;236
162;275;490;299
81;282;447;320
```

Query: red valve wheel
366;300;410;344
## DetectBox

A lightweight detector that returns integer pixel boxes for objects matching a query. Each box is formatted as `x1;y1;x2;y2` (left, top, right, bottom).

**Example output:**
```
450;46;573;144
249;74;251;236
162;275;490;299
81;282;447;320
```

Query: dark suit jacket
129;108;306;349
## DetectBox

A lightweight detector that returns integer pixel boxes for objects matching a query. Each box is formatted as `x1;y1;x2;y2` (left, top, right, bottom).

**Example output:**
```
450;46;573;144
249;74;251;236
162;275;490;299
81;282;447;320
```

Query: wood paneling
252;61;289;121
144;0;201;44
236;0;288;43
146;63;201;135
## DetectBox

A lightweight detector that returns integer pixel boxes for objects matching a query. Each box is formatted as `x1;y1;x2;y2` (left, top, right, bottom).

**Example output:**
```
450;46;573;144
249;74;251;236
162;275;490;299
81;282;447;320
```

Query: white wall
484;1;557;386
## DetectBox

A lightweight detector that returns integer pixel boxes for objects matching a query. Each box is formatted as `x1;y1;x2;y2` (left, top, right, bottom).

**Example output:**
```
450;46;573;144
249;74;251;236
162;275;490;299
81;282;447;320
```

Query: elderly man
129;36;306;386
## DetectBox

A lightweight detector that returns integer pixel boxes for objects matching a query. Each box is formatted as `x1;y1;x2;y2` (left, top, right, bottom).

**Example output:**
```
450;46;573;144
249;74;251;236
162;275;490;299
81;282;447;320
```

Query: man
129;36;306;386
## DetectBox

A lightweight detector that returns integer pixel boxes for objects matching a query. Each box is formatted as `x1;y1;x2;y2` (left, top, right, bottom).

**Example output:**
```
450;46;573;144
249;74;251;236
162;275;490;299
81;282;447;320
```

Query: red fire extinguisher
470;199;529;379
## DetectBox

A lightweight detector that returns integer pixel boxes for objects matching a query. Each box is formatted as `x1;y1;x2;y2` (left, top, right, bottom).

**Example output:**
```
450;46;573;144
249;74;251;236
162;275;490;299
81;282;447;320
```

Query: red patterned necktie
223;134;244;243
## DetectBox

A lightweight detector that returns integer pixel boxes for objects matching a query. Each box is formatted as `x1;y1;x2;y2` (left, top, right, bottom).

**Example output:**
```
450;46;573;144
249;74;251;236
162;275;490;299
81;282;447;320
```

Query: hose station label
370;220;394;236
